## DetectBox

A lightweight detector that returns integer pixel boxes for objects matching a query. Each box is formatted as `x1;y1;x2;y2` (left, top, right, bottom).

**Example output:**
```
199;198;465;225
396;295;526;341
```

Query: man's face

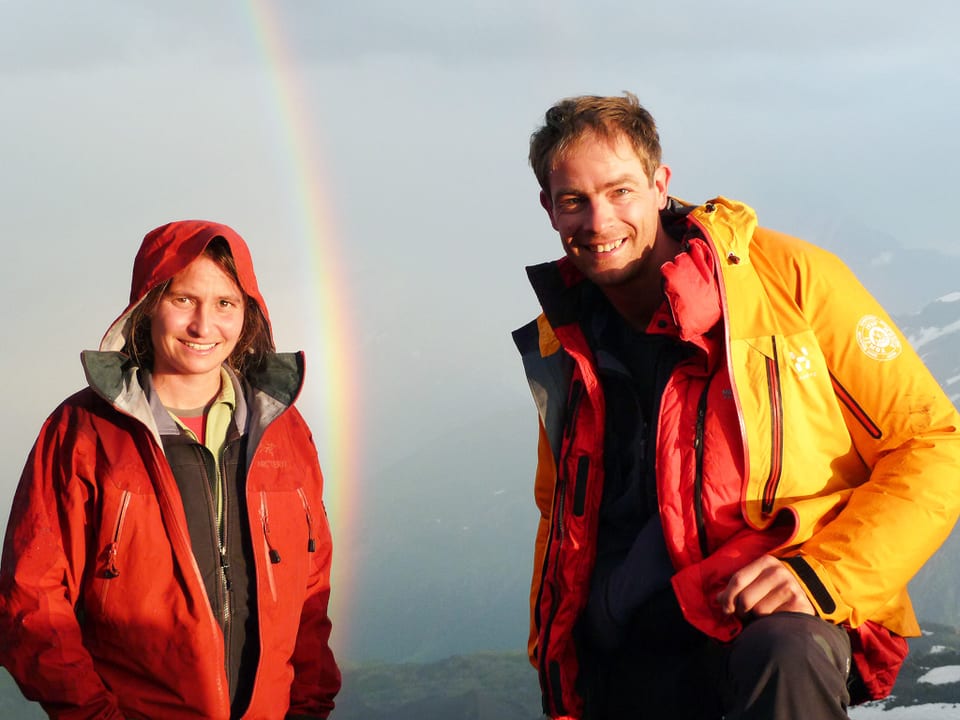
541;132;670;288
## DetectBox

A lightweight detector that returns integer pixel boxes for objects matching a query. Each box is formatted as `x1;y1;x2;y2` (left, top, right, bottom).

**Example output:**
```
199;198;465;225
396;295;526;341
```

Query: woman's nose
187;304;211;336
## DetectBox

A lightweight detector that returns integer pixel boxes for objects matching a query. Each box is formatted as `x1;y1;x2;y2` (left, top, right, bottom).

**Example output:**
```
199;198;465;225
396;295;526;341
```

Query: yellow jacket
705;197;960;632
515;197;960;717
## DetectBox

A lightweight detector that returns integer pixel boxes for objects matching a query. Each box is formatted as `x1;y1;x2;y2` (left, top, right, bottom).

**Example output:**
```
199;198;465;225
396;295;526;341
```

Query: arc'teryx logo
256;442;289;470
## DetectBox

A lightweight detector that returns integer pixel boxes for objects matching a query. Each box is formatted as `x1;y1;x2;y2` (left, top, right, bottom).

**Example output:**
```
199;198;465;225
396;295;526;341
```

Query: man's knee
730;613;851;683
724;613;852;719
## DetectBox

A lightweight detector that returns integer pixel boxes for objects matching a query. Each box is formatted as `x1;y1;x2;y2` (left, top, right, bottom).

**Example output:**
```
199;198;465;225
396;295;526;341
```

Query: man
512;93;960;719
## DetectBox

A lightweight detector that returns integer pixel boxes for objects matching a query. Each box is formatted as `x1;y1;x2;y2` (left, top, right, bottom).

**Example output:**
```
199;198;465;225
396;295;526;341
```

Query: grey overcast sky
2;1;958;660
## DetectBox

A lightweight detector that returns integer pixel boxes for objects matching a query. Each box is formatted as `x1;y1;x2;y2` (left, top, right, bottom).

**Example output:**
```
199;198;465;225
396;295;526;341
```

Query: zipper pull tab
297;488;317;553
261;491;283;563
103;541;120;578
220;552;233;590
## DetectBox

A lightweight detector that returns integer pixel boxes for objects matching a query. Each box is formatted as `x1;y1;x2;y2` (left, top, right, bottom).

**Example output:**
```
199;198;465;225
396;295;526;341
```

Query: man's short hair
529;92;662;193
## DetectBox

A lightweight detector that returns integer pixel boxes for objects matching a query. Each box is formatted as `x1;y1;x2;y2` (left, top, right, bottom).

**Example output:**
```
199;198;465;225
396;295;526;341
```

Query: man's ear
654;164;672;209
540;190;559;231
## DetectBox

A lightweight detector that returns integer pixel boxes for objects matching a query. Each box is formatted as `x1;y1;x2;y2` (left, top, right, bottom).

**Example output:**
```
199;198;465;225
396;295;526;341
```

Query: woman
0;221;341;719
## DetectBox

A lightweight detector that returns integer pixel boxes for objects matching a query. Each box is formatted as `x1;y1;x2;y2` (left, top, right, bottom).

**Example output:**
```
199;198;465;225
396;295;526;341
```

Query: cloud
6;1;959;74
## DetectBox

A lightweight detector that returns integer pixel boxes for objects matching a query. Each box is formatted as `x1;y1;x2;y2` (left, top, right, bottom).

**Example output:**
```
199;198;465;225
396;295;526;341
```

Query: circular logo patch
855;315;902;361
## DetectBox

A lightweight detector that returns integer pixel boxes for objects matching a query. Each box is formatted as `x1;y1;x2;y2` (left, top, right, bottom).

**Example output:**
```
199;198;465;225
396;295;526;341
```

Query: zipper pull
260;492;283;564
297;488;317;553
103;541;120;578
220;552;233;590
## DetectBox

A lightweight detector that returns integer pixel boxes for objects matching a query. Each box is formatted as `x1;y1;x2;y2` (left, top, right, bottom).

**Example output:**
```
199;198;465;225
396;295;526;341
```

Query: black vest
162;426;259;717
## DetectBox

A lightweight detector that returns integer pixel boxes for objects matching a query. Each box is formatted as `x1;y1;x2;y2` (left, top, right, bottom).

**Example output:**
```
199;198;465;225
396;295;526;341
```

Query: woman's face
149;254;245;386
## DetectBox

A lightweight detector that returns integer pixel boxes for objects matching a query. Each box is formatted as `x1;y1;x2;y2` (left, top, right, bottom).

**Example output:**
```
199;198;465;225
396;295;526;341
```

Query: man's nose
585;199;615;234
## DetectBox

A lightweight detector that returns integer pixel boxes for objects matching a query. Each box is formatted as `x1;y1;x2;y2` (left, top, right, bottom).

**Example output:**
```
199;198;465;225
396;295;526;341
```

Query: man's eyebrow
553;174;644;199
601;173;644;189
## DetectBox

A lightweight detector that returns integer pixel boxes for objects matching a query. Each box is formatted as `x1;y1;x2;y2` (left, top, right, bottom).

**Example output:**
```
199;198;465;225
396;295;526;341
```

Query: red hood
100;220;272;351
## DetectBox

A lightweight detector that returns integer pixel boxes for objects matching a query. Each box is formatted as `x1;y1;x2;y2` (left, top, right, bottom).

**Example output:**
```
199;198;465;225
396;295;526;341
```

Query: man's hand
717;554;815;618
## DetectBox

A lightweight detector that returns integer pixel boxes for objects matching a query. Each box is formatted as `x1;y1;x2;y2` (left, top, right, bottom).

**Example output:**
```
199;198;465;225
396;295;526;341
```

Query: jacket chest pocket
732;330;848;519
731;336;786;516
256;488;316;606
85;482;171;625
95;489;131;607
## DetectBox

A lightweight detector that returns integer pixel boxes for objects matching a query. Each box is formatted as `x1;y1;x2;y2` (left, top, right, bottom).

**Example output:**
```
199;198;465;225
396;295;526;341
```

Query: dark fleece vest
162;426;259;717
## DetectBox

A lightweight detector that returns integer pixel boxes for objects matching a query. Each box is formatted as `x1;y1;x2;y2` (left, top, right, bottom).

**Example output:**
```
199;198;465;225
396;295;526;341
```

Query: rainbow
243;0;360;658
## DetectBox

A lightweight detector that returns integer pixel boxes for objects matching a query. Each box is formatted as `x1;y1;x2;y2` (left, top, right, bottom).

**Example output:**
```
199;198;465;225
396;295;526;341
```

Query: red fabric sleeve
0;409;126;720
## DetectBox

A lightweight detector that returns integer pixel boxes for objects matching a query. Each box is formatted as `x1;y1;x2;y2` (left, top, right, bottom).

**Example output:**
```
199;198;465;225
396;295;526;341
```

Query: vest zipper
693;378;713;559
216;444;232;677
762;338;785;514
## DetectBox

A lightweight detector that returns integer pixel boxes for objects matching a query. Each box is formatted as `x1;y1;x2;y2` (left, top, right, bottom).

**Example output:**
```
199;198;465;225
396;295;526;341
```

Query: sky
2;1;960;663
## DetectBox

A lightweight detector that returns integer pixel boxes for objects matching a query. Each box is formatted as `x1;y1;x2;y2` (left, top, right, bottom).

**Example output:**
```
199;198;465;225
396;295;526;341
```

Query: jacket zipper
830;372;882;439
537;377;584;716
693;378;713;559
98;489;131;605
553;379;584;540
762;338;785;514
196;445;231;629
296;487;317;553
260;491;280;602
536;378;584;631
216;444;233;678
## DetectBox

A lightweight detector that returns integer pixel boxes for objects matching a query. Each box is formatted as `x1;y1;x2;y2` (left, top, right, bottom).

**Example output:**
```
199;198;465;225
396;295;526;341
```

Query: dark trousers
580;612;852;720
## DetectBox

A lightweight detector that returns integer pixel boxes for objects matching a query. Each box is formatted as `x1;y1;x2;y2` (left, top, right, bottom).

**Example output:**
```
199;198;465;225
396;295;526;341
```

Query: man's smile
583;238;626;254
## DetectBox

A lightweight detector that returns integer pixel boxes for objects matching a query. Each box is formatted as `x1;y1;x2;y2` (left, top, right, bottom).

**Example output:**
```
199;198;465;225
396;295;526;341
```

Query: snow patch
908;319;960;349
937;291;960;303
918;665;960;685
931;644;951;654
849;703;960;718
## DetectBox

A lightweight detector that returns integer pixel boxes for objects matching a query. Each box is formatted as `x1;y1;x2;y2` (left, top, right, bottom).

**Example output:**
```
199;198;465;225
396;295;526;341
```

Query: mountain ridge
9;626;955;719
